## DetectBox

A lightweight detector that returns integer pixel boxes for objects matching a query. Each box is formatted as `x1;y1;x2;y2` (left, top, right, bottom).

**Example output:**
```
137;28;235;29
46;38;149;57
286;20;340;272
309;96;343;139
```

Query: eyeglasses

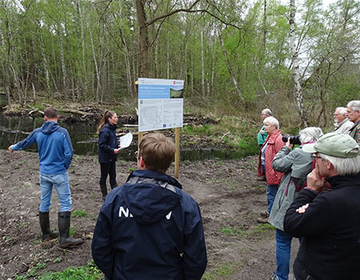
311;154;322;160
135;151;139;160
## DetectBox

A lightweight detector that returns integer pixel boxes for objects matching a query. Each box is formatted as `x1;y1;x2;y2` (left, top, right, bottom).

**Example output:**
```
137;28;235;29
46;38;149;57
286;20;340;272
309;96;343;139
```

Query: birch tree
55;0;68;96
289;0;308;127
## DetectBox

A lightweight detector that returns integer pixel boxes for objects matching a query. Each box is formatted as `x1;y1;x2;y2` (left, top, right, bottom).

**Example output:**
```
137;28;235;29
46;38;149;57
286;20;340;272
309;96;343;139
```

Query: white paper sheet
117;133;133;150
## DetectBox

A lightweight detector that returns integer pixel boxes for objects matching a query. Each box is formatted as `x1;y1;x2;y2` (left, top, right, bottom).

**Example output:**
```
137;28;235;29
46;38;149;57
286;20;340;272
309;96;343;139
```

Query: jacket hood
41;121;60;134
123;170;182;224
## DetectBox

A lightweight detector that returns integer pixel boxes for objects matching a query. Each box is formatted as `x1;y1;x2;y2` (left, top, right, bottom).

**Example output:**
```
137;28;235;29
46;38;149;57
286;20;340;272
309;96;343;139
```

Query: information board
138;78;184;132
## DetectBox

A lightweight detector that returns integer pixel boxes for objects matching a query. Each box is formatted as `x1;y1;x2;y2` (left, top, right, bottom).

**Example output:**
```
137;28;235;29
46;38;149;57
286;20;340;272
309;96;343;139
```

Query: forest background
0;0;360;279
1;0;359;133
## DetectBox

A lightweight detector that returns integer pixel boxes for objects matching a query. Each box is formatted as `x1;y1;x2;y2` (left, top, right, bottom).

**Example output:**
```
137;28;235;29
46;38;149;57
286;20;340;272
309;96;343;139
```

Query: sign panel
138;78;184;132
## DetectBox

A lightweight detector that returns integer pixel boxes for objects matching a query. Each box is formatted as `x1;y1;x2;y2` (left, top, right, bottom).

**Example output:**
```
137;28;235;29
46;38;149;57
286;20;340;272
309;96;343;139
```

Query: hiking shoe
270;272;279;280
257;216;269;224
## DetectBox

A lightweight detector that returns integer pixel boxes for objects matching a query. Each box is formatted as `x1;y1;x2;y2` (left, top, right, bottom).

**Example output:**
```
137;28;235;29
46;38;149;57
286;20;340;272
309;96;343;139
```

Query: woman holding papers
97;110;121;199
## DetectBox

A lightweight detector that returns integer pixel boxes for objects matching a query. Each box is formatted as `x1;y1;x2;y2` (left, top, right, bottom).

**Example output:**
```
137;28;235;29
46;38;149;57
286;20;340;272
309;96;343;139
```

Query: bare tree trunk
49;35;59;93
154;40;158;77
34;3;51;99
89;27;101;103
37;17;51;96
263;0;267;52
56;0;68;97
0;8;11;108
3;5;24;106
135;0;149;77
289;0;308;127
167;33;170;79
210;35;216;97
191;54;194;96
32;83;36;103
201;28;205;96
77;0;88;101
218;26;244;101
119;0;135;96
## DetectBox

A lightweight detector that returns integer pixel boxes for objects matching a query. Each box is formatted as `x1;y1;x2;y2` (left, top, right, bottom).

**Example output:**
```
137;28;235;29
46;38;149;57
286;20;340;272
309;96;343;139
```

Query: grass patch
202;262;236;280
72;209;88;218
40;261;102;280
13;261;103;280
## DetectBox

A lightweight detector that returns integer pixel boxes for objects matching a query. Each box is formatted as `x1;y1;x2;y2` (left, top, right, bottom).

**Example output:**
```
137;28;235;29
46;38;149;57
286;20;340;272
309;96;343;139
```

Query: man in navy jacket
92;132;207;279
284;133;360;280
8;107;83;248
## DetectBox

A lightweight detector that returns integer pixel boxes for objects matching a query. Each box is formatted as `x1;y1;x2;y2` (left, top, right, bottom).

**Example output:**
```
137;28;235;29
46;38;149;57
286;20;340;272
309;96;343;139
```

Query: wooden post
138;132;143;150
174;127;180;178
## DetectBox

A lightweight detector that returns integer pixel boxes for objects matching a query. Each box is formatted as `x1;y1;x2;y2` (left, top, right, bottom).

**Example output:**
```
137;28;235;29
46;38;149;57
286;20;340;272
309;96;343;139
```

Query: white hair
319;154;360;176
262;108;273;116
347;100;360;112
299;127;323;143
335;107;347;115
263;116;279;129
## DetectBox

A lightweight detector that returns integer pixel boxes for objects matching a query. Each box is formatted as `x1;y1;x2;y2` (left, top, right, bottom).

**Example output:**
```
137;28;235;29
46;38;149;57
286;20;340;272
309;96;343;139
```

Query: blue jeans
276;229;293;280
267;184;278;213
39;172;72;212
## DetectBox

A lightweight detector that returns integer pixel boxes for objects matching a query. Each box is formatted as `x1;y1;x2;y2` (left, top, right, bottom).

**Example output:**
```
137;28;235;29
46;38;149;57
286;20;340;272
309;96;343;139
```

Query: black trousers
99;162;117;187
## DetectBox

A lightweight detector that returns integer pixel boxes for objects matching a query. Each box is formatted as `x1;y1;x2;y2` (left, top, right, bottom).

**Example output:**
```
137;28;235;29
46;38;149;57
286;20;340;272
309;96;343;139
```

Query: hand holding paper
117;133;133;151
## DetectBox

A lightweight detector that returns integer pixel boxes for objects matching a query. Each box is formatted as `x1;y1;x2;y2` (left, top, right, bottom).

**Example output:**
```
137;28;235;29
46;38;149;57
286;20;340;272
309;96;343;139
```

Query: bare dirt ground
0;149;299;280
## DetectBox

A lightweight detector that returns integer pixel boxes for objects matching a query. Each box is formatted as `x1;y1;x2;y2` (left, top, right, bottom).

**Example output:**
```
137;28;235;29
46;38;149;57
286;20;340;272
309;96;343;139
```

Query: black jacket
98;124;118;163
284;172;360;280
92;169;207;280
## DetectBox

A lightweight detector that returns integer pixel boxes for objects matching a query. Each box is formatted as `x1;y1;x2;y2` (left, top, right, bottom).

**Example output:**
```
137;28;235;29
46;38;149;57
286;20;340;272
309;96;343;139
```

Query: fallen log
61;109;92;116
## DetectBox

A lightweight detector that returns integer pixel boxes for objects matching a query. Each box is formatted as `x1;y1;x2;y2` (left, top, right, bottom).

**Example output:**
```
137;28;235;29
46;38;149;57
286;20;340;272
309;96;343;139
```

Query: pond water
0;111;258;161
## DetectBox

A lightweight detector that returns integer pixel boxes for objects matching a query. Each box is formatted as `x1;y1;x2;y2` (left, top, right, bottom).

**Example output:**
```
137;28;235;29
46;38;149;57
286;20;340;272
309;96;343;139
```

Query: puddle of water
0;112;258;161
0;111;99;155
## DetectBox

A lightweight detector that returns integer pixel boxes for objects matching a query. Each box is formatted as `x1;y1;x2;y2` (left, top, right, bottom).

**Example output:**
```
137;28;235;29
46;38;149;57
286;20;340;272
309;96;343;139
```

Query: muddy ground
0;149;299;280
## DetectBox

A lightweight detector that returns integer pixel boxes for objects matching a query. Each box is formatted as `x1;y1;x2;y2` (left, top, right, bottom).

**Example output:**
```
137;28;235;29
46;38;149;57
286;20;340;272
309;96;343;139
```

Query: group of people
7;107;207;279
6;100;360;279
256;100;360;280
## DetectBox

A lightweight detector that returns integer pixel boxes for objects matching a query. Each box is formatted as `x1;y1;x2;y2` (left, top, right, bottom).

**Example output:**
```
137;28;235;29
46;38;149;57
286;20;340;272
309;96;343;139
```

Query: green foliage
2;0;360;144
181;124;211;136
53;257;62;263
17;221;30;229
220;222;274;239
202;262;236;280
38;261;102;280
72;209;88;218
73;155;81;161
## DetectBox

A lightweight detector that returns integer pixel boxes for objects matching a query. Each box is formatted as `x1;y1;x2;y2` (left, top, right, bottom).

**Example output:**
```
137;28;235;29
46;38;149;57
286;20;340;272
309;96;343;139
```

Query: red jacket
258;129;285;185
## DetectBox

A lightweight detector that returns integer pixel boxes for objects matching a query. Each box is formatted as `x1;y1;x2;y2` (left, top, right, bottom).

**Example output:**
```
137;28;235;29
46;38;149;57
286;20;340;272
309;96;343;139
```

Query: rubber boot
39;211;59;241
100;185;107;199
58;211;84;248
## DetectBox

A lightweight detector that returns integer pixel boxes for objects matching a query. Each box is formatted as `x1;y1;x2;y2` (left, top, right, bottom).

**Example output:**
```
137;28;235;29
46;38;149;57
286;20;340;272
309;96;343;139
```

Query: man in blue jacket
284;133;360;280
92;132;207;280
8;107;83;248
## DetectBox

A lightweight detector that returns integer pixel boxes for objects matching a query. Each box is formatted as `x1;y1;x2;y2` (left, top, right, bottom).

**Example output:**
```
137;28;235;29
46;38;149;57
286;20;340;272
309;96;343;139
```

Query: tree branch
146;0;242;30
